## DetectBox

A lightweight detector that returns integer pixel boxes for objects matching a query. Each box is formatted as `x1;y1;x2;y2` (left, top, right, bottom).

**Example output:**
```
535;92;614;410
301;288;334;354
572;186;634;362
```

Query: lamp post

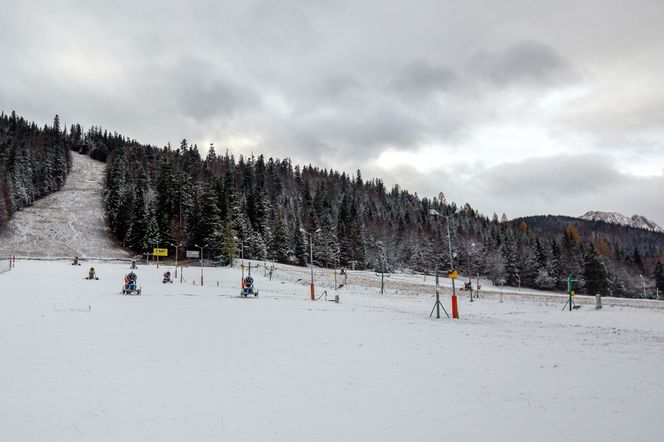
300;227;321;300
234;236;245;284
639;274;647;298
430;209;458;319
194;244;206;286
468;242;475;302
168;242;183;281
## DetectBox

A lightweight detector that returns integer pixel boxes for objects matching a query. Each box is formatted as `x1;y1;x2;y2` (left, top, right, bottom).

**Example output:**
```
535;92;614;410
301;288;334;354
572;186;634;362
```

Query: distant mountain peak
579;211;664;233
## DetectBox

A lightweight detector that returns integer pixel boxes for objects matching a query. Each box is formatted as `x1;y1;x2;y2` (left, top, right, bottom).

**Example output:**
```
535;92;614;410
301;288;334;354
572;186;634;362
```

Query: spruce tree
654;260;664;299
293;217;309;266
584;244;609;295
220;216;237;266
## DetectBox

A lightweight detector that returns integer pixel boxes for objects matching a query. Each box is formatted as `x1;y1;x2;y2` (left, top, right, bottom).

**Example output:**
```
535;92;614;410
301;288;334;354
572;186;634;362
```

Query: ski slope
1;259;663;442
0;152;130;259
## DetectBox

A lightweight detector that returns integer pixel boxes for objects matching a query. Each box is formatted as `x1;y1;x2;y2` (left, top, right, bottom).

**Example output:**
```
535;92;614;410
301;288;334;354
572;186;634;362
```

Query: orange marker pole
451;295;459;319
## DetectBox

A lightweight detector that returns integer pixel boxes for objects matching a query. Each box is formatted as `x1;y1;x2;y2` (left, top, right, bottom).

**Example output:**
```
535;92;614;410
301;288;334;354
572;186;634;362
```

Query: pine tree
654;260;664;299
584;244;609;295
220;216;237;266
314;212;338;267
632;247;645;274
270;213;290;263
293;216;309;266
199;183;222;249
126;171;160;251
374;240;390;273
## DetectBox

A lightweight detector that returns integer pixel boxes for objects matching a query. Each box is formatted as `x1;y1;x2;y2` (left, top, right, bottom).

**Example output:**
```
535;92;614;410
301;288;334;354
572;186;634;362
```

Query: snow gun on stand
122;271;141;295
240;263;259;297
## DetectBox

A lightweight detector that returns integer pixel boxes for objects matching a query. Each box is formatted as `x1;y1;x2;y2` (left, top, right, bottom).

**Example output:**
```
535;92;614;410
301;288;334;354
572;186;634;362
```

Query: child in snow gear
72;256;80;266
86;267;98;280
162;271;173;283
130;260;137;269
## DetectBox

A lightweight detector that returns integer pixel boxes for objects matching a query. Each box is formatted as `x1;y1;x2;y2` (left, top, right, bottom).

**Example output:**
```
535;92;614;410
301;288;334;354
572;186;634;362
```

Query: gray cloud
469;40;578;87
392;61;457;97
366;154;664;226
170;59;260;121
1;0;663;225
473;154;664;223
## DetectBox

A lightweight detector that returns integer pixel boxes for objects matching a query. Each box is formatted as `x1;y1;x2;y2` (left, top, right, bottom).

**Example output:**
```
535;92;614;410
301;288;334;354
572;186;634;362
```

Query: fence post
595;293;602;310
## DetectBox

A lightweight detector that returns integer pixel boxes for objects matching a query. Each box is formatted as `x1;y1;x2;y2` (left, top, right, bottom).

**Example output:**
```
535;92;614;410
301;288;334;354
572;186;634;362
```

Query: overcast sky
2;0;663;225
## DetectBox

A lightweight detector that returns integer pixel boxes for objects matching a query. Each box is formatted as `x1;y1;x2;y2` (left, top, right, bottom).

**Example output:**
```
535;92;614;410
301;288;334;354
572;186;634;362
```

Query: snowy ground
1;259;663;442
0;152;130;259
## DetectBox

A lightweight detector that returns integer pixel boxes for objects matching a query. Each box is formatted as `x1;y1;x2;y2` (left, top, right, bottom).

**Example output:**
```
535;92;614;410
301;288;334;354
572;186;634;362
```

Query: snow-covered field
1;259;663;442
0;152;130;259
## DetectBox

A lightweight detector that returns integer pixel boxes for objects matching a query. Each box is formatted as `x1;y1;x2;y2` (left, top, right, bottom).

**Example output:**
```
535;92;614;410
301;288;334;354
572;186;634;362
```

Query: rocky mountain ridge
579;211;664;233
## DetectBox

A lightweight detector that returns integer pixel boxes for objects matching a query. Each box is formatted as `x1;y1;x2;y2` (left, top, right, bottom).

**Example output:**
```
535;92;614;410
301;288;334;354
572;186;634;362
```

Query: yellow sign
448;270;458;279
153;248;168;257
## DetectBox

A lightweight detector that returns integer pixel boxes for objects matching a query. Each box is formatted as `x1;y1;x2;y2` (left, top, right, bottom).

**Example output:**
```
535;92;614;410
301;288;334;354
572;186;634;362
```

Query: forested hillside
0;112;71;229
515;215;664;260
2;111;662;298
102;137;663;298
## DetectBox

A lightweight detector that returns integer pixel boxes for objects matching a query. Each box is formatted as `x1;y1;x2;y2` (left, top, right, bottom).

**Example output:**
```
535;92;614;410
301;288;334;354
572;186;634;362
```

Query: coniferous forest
0;112;71;228
1;112;663;298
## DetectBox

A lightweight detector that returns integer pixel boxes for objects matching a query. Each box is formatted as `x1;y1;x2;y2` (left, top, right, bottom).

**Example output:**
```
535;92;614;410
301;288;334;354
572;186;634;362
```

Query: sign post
562;274;578;311
153;248;168;257
449;269;459;319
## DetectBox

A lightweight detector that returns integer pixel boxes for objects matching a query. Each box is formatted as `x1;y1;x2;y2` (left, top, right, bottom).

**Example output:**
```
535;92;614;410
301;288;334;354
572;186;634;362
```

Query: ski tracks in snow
0;153;130;259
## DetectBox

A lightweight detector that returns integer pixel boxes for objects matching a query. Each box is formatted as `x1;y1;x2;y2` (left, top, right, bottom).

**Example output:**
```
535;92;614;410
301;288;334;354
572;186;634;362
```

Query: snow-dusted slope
0;153;130;258
580;210;664;232
1;259;663;442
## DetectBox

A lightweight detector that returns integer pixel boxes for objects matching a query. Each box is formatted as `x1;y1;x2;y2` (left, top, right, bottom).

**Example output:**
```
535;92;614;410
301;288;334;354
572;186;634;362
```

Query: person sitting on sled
88;267;97;279
244;275;254;288
162;271;172;283
72;256;79;266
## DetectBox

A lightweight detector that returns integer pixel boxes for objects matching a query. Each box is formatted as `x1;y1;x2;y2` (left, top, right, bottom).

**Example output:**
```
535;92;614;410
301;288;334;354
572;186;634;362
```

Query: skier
162;271;173;283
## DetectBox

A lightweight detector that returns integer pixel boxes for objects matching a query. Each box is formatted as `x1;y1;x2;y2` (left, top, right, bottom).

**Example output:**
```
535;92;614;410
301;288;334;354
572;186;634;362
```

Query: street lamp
194;244;206;286
430;209;459;318
300;227;321;300
168;242;183;281
639;274;647;298
234;236;246;284
467;242;475;302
